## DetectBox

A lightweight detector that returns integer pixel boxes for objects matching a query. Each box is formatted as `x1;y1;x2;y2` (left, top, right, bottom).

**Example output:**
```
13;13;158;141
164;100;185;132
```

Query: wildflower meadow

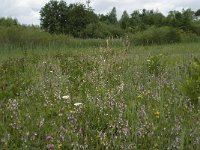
0;41;200;149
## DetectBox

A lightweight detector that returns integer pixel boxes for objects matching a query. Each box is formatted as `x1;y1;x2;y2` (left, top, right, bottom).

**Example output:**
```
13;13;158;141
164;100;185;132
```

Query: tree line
39;0;200;38
0;0;200;45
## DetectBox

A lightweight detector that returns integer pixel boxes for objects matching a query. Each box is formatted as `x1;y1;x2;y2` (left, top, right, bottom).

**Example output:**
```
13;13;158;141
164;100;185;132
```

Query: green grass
0;42;200;149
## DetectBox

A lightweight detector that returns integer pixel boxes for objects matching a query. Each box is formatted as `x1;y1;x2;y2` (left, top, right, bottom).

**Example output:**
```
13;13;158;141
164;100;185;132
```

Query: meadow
0;40;200;150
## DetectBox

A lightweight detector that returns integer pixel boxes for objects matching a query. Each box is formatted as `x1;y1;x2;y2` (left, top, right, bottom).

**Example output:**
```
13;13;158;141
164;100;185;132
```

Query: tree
165;9;195;31
40;0;98;37
181;9;195;31
40;0;68;34
108;7;118;24
141;10;164;27
130;10;141;26
99;14;110;24
166;10;183;27
67;3;98;37
195;9;200;17
119;11;130;29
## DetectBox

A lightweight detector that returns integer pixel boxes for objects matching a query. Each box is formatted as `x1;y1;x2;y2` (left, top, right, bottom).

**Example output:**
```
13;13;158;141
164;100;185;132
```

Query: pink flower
46;135;53;142
47;144;55;150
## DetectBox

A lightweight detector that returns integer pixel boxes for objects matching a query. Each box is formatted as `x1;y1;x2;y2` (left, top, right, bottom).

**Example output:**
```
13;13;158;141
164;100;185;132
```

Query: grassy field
0;42;200;149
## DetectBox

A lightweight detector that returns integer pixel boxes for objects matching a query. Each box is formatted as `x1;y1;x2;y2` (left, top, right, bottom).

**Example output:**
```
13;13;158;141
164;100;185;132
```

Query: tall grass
0;26;124;50
1;25;200;53
0;41;200;149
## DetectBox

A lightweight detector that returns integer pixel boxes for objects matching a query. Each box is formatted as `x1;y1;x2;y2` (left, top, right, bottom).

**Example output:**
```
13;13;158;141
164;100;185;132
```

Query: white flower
50;70;53;73
146;59;151;62
62;95;70;100
74;103;83;106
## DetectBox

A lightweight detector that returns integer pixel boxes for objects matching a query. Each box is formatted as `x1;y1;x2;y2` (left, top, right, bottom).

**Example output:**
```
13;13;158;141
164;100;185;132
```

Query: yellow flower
154;111;160;119
154;111;160;115
58;144;62;149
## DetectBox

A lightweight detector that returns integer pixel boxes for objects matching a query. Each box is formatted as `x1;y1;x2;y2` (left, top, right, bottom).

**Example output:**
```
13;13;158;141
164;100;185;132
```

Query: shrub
191;23;200;36
130;26;181;45
180;31;200;43
82;22;124;38
0;26;73;48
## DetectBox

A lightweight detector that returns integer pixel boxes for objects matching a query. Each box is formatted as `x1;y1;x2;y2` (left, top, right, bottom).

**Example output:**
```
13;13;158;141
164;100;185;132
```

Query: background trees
195;9;200;17
39;0;200;39
67;3;98;37
119;11;130;29
0;18;19;26
40;0;98;37
108;7;118;24
40;0;68;34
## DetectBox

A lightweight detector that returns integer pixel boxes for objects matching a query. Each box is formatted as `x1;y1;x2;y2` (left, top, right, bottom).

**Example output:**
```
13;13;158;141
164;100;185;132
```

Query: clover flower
74;103;83;106
47;144;55;150
62;95;70;100
46;135;53;142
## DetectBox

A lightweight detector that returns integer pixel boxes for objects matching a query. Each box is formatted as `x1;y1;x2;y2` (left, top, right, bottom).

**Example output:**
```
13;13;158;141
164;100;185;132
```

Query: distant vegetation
0;0;200;48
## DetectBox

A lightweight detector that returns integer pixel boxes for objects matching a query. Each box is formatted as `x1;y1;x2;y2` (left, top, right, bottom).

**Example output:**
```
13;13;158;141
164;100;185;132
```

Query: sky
0;0;199;25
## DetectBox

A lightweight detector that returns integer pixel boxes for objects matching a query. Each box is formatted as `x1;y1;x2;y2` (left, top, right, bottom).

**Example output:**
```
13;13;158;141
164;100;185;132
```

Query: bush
180;31;200;43
191;23;200;36
130;26;181;45
0;26;73;48
81;22;124;38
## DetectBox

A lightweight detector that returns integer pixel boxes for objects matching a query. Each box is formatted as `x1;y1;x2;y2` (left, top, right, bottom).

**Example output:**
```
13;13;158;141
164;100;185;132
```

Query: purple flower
47;144;55;150
46;135;53;142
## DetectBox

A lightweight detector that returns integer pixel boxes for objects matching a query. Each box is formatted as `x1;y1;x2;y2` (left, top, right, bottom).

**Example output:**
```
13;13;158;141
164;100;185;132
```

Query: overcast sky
0;0;199;25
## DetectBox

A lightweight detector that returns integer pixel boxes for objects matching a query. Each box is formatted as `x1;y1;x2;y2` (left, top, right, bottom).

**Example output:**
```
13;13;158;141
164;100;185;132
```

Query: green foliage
81;22;109;38
131;26;181;45
165;9;195;31
195;9;200;17
99;7;118;25
0;25;125;49
183;58;200;104
0;17;19;26
129;9;164;31
180;31;199;43
0;26;72;48
99;14;110;24
191;22;200;36
40;0;98;37
146;54;165;76
40;0;68;34
119;11;130;29
0;58;33;99
82;22;124;38
39;1;200;40
67;3;98;37
108;7;118;24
